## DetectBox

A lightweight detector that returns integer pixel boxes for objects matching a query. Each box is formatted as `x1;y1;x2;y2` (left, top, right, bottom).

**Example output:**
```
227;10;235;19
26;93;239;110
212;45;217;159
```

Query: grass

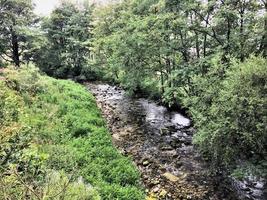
0;66;144;199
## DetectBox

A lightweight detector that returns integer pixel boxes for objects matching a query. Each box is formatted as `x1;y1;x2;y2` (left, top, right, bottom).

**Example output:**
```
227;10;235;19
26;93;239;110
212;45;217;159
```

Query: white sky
33;0;60;16
33;0;114;16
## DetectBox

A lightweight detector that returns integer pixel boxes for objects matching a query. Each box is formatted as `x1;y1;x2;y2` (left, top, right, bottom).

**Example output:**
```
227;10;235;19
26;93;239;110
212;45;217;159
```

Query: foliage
92;0;267;177
185;56;267;175
0;66;144;199
0;0;37;67
36;1;94;79
0;0;266;188
93;0;266;104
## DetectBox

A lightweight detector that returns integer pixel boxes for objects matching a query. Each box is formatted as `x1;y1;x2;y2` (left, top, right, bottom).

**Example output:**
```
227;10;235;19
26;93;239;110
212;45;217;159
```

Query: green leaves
0;66;144;199
36;2;93;79
187;56;267;175
0;0;37;66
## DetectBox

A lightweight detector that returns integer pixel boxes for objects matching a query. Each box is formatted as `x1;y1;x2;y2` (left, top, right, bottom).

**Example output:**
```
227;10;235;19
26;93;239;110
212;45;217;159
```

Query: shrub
187;56;267;175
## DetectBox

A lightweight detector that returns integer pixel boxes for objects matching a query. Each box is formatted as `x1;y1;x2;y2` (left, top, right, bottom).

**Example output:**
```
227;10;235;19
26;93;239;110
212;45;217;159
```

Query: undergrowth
0;66;144;200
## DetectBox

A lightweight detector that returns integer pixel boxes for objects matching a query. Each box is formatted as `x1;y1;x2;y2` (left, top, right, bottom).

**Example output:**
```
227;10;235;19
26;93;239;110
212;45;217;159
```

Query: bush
186;56;267;175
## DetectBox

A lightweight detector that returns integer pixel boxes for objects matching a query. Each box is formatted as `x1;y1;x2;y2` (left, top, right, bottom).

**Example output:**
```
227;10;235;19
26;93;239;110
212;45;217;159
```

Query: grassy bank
0;66;144;199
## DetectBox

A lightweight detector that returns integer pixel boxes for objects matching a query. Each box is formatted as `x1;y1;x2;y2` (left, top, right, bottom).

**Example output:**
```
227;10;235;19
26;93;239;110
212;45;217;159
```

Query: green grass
0;66;144;199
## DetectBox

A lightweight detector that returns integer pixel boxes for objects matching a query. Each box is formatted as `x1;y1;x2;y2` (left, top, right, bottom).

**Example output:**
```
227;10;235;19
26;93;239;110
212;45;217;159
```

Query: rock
146;194;157;200
254;182;264;189
137;130;143;134
152;186;160;193
142;175;149;180
112;133;121;141
175;162;183;168
162;150;177;157
120;149;127;155
186;195;192;199
165;124;177;131
160;128;169;135
159;189;167;197
75;75;87;83
151;179;160;185
160;145;173;151
143;160;150;166
163;172;179;182
120;130;130;137
170;140;182;148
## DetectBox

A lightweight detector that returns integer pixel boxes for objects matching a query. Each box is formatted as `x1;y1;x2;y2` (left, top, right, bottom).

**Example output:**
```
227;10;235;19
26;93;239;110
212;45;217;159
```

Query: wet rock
165;124;177;132
254;182;264;189
160;128;169;135
160;145;173;151
169;140;182;148
163;172;179;182
175;162;183;168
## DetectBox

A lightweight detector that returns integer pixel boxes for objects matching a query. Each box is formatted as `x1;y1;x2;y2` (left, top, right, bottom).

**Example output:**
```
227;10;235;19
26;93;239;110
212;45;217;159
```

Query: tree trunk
166;58;172;88
195;31;200;58
179;31;189;62
160;69;164;94
259;1;267;57
240;6;245;62
11;29;20;67
203;13;210;58
203;34;207;57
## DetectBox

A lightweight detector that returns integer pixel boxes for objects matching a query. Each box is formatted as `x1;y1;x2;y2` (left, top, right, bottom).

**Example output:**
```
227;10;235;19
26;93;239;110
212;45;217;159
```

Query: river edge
85;82;265;200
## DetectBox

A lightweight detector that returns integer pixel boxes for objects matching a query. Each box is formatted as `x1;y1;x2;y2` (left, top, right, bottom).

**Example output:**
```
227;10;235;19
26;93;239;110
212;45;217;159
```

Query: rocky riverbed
86;83;266;200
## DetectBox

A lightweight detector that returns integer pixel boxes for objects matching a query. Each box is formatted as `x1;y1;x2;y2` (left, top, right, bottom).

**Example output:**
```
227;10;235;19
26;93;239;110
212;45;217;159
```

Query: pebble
159;189;168;197
143;160;150;166
163;172;179;182
153;186;160;193
151;179;160;185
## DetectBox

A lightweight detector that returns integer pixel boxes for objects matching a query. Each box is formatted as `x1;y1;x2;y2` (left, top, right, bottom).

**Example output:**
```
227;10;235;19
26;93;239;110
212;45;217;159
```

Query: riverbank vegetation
92;0;267;178
0;67;144;199
0;0;266;193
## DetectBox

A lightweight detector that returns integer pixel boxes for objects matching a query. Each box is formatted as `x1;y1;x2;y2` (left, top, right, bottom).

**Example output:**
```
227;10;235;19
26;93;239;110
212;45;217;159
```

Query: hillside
0;66;144;199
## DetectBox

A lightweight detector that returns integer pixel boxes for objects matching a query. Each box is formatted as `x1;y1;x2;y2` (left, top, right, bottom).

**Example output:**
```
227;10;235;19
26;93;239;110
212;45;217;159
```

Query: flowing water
86;83;266;200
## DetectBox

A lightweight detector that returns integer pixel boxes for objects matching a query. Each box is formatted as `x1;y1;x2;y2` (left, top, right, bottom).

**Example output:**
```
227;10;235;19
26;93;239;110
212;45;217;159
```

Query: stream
86;83;266;200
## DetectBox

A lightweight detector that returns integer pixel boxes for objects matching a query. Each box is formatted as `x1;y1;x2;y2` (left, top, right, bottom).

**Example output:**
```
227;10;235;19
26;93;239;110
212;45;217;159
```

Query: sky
33;0;60;16
33;0;114;16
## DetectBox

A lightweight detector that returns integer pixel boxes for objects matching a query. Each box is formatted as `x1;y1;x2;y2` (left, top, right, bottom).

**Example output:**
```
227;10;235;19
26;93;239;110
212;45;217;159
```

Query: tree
0;0;36;67
37;1;94;79
185;56;267;175
93;0;267;176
